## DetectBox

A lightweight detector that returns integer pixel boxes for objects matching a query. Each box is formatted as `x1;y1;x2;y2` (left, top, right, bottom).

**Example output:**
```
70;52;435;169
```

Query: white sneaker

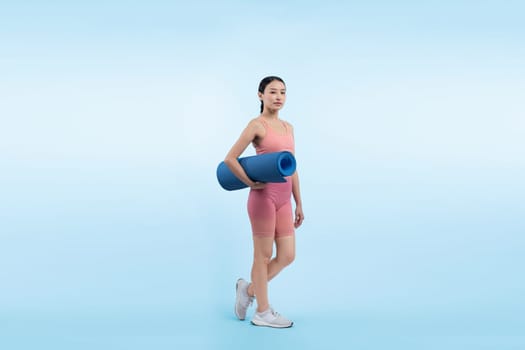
235;278;254;320
251;307;293;328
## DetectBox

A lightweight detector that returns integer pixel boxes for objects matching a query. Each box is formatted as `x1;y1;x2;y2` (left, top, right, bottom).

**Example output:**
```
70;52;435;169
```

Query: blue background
1;1;524;349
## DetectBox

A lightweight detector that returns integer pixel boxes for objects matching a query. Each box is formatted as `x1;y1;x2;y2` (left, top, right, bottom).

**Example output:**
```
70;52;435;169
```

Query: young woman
224;76;304;328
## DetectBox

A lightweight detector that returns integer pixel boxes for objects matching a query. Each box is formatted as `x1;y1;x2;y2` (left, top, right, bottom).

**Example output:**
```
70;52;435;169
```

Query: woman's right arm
224;119;266;189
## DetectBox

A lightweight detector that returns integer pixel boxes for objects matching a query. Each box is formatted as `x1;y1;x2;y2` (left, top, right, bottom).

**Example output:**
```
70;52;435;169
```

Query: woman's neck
261;109;279;119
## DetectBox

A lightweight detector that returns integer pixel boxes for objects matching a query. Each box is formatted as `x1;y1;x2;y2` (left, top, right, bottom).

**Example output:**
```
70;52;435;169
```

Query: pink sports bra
254;118;295;155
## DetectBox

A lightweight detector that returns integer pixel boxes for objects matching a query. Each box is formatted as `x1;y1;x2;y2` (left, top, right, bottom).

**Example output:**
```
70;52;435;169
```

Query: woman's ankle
256;305;270;314
247;283;255;297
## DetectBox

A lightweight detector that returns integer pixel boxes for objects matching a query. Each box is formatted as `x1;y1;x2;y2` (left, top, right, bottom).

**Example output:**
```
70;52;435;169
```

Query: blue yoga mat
217;151;296;191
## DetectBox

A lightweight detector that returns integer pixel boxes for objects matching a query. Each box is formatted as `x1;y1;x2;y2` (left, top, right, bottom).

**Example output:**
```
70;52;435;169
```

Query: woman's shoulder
248;116;265;128
282;119;294;131
245;117;266;136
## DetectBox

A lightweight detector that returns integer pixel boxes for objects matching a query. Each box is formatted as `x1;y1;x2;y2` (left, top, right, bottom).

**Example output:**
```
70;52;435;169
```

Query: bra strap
258;118;270;131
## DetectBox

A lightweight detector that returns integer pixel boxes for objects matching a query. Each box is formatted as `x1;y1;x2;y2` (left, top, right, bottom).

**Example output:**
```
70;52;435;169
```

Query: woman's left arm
288;122;304;228
292;171;304;228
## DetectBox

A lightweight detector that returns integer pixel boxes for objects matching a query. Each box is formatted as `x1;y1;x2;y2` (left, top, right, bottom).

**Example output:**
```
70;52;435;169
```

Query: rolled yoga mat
216;151;296;191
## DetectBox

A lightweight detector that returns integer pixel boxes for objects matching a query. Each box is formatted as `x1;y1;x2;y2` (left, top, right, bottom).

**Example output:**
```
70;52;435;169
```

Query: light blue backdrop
1;1;524;349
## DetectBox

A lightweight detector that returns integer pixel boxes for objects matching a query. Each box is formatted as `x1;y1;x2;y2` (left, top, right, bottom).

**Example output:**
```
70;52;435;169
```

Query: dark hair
258;76;286;113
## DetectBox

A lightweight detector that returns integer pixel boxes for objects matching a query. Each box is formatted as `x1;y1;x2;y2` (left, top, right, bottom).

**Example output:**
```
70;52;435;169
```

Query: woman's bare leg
248;235;295;308
267;235;295;280
251;236;274;313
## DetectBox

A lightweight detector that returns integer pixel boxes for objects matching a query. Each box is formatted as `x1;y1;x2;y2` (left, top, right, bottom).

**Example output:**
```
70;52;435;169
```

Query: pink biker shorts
247;180;295;238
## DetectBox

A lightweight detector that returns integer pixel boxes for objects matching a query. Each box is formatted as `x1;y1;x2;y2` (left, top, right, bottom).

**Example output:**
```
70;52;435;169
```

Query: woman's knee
253;249;273;265
252;236;274;265
277;251;295;266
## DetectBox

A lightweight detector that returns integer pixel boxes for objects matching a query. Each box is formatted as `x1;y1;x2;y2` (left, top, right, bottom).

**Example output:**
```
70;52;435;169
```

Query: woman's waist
260;178;292;191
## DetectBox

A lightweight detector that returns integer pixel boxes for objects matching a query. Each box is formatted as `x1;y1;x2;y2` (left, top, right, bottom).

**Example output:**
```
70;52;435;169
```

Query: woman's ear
257;91;263;100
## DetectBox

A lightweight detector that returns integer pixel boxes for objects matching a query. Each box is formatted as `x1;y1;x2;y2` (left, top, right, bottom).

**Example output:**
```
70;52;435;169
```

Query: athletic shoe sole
235;278;245;320
250;320;294;328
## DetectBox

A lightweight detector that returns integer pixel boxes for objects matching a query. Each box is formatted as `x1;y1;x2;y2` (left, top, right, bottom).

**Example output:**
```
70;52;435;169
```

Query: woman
224;76;304;328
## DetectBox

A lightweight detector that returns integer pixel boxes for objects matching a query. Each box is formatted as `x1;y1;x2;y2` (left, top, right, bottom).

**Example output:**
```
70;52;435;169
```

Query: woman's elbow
224;157;237;167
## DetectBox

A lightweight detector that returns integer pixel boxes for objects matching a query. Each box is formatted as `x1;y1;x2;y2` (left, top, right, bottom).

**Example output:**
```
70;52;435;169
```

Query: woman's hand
250;181;266;190
294;205;304;228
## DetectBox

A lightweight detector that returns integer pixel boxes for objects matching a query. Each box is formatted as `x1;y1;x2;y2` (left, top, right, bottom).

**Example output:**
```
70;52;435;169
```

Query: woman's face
259;80;286;112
